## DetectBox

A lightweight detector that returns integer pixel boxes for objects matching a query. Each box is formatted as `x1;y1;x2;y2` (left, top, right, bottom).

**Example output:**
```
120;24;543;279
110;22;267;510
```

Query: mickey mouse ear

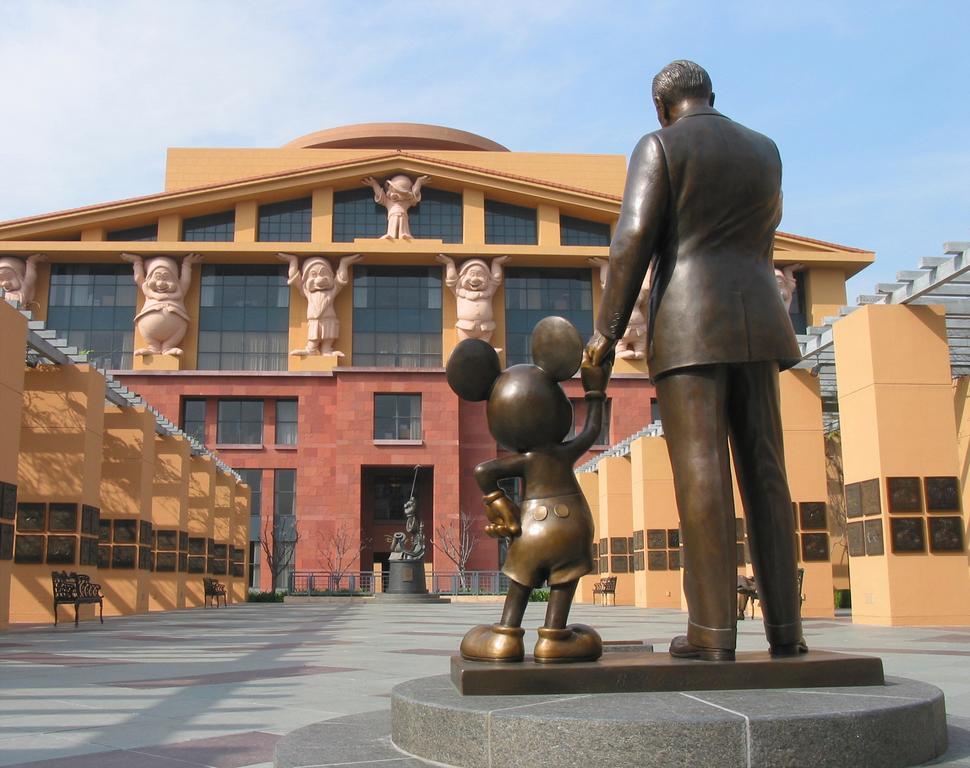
531;316;582;381
446;339;502;401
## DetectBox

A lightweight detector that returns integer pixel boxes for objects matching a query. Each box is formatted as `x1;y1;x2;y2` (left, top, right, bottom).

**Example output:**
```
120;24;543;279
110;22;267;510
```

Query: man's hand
585;331;616;368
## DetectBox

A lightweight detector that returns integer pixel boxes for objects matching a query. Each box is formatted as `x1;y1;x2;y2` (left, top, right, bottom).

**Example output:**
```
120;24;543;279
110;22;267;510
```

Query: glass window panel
183;210;235;242
181;399;206;443
332;187;387;242
275;399;298;446
197;265;288;370
560;214;611;246
504;267;593;365
373;394;421;440
217;399;263;445
257;198;311;242
407;188;463;243
106;224;157;242
48;265;135;369
485;200;537;245
353;267;442;367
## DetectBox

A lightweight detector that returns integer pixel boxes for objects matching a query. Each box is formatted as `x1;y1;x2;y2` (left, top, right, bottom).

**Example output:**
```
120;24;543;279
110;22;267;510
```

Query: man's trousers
654;360;803;651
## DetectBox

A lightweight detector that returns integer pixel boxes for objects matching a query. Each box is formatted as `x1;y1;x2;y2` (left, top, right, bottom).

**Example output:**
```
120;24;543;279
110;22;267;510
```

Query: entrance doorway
360;466;434;571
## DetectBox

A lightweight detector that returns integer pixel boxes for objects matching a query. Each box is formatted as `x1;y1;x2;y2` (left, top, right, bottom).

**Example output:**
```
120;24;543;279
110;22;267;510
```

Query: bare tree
315;522;370;590
824;430;847;566
260;515;300;592
431;512;481;590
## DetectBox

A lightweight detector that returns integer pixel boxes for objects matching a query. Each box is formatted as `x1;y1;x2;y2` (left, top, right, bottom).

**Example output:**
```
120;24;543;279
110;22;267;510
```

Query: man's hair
652;60;712;106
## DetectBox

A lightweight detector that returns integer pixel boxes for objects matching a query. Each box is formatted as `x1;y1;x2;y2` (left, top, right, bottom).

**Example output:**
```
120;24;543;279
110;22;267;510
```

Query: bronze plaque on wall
14;534;44;563
79;537;98;566
187;555;206;573
633;530;644;551
801;533;830;562
16;503;45;532
647;529;666;549
860;479;881;516
887;477;922;513
925;477;960;512
98;545;110;568
929;516;964;553
668;549;681;570
0;482;16;520
231;563;245;577
611;536;628;555
668;529;680;548
0;523;13;560
46;535;77;565
799;502;828;531
156;530;178;551
845;483;862;518
647;551;667;571
112;545;137;569
99;520;111;543
599;537;608;556
155;551;177;572
847;522;865;557
611;555;629;573
81;505;100;535
890;517;925;553
113;519;137;544
864;519;884;556
48;503;78;532
633;551;644;571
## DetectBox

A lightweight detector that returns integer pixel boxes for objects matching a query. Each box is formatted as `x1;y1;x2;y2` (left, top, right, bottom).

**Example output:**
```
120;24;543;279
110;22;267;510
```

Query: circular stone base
389;674;948;768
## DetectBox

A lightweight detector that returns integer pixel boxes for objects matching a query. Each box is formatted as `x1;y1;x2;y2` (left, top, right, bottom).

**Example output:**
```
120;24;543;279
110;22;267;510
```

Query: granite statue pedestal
275;650;949;768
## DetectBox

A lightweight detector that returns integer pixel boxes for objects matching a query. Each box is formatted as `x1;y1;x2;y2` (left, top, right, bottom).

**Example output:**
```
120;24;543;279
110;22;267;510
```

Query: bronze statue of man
584;60;806;661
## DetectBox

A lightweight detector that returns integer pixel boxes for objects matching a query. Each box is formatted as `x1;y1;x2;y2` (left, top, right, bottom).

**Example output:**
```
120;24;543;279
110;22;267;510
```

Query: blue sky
0;1;966;300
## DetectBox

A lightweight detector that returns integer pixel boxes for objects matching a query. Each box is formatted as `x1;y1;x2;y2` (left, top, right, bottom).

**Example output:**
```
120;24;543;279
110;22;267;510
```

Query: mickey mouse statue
446;316;609;663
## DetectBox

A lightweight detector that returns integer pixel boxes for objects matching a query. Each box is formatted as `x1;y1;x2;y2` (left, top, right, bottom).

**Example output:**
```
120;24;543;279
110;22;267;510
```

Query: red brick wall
118;370;656;589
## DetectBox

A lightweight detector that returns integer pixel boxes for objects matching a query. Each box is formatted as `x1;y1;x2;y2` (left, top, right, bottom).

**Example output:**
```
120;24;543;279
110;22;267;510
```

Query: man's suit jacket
597;106;801;378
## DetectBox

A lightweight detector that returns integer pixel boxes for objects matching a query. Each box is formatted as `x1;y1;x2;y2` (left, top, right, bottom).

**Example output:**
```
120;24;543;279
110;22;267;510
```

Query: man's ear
709;91;716;107
653;96;668;126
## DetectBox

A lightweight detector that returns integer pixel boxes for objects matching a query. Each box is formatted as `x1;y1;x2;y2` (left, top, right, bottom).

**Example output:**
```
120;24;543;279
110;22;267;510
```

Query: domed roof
283;122;508;152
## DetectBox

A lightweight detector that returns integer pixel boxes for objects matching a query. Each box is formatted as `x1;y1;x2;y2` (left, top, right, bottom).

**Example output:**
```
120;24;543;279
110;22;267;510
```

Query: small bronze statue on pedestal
447;316;608;663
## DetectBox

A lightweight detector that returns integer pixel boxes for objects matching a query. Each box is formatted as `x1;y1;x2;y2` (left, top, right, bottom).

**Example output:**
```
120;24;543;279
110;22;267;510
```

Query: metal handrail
287;569;509;596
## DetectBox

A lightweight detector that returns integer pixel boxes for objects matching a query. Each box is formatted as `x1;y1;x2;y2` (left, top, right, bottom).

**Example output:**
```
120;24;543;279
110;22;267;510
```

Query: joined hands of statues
583;330;616;374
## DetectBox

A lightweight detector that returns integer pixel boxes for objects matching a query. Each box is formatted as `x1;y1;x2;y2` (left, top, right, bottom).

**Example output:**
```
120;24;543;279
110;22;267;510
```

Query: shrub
834;588;852;609
529;588;550;602
247;590;285;603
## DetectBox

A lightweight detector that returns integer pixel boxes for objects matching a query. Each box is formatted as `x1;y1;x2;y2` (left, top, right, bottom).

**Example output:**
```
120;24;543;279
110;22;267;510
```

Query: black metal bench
203;577;227;607
51;570;104;627
737;568;806;620
593;576;617;606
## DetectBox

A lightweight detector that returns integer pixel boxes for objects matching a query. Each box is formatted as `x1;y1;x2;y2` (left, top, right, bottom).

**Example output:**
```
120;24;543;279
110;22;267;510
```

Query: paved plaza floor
2;601;970;767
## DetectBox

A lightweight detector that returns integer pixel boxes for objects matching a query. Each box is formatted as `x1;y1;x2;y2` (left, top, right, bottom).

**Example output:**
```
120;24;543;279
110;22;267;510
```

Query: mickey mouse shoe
460;624;525;662
534;624;603;663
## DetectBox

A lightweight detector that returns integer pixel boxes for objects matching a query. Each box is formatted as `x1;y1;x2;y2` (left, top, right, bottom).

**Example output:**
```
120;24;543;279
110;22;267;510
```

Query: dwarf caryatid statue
278;252;362;357
589;257;651;360
362;174;430;240
774;264;802;311
122;253;201;357
437;254;508;346
0;253;45;306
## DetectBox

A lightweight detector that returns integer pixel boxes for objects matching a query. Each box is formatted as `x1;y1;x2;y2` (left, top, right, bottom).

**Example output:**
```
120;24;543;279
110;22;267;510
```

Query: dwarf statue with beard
278;253;363;357
0;253;45;306
122;252;201;357
437;254;508;347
